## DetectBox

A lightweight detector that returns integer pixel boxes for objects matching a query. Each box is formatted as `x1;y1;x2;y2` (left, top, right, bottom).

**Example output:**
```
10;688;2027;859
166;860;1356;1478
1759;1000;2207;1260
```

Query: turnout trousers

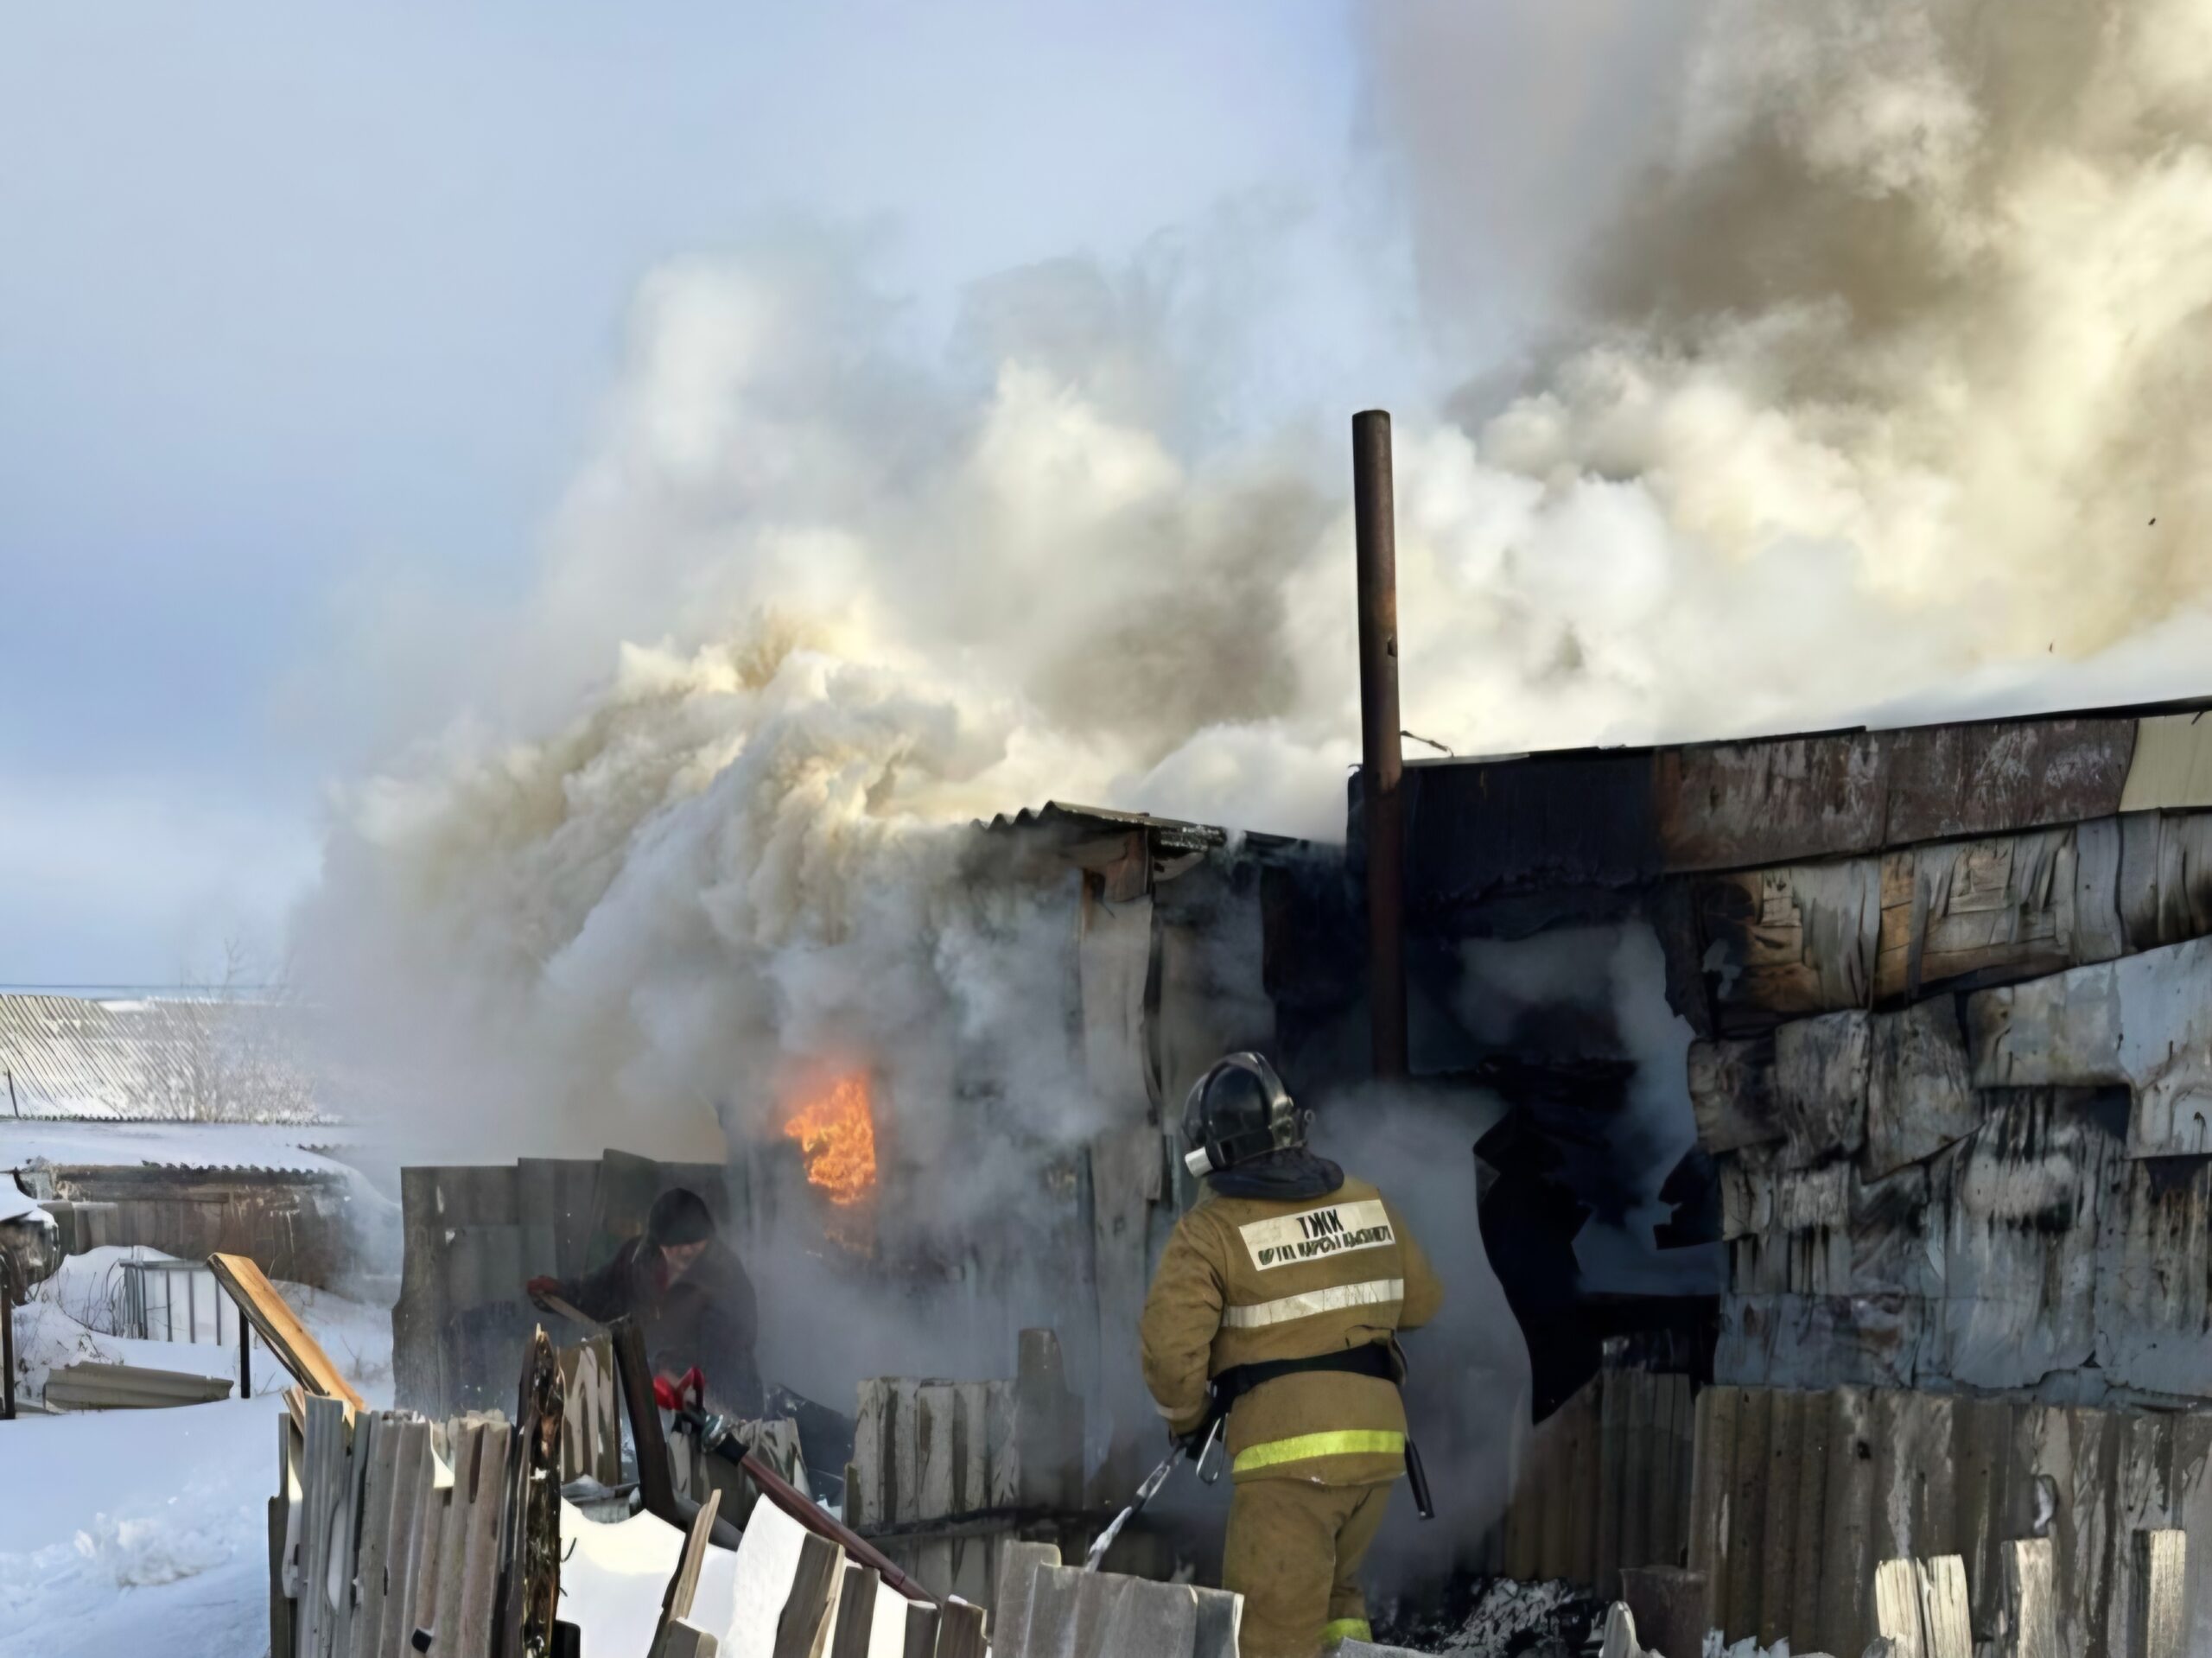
1222;1477;1394;1657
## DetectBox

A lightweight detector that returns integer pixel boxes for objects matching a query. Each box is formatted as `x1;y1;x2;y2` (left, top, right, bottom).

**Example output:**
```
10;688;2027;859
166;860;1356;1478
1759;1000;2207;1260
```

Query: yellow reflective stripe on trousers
1322;1618;1373;1645
1231;1428;1405;1473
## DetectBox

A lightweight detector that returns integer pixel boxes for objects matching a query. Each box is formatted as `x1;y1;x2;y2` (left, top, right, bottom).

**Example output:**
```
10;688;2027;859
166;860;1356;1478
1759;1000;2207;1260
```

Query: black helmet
1181;1052;1306;1178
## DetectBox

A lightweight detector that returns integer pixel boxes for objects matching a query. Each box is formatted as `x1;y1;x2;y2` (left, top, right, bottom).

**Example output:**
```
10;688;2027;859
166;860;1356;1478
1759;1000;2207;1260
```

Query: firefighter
1140;1054;1443;1658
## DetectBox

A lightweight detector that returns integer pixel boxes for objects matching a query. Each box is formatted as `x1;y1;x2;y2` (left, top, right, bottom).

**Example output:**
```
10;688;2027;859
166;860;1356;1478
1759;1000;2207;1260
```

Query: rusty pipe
1354;410;1408;1081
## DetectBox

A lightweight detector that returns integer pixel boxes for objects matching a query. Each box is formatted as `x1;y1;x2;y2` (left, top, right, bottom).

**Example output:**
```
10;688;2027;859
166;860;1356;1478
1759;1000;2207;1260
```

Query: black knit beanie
647;1187;716;1248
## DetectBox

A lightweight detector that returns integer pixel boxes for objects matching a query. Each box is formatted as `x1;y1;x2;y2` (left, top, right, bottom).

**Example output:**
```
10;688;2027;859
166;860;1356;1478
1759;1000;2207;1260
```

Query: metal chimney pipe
1353;410;1408;1081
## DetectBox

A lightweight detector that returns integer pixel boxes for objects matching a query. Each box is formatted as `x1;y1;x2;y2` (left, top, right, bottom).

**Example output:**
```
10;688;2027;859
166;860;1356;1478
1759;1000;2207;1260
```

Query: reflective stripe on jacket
1139;1174;1444;1485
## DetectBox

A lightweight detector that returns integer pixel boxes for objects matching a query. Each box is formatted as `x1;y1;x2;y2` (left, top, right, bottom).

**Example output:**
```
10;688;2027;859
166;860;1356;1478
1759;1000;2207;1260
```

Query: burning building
391;803;1293;1440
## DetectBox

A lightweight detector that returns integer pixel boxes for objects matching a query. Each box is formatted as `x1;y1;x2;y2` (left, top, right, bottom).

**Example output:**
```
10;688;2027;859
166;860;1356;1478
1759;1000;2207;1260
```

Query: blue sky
0;1;1391;984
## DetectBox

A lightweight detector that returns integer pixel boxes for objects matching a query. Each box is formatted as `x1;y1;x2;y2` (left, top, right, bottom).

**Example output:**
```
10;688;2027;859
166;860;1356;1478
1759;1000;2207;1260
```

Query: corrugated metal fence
1687;1383;2212;1658
1497;1367;1697;1597
396;1153;733;1415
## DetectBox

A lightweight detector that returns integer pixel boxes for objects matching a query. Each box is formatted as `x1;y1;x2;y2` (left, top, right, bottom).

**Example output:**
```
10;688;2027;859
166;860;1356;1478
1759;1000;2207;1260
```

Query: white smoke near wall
299;0;2212;1519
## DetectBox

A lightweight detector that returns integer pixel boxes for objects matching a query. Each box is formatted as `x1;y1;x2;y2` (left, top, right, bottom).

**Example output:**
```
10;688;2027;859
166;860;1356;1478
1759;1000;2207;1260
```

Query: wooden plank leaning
652;1488;722;1655
209;1252;366;1411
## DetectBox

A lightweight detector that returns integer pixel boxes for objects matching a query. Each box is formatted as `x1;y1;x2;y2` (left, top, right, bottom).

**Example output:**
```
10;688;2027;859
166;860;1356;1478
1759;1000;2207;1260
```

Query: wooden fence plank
456;1422;511;1658
2130;1530;2187;1658
348;1414;400;1658
950;1382;992;1604
1874;1558;1930;1658
2005;1538;2058;1658
654;1490;722;1647
1921;1554;1972;1658
381;1419;433;1657
915;1383;958;1598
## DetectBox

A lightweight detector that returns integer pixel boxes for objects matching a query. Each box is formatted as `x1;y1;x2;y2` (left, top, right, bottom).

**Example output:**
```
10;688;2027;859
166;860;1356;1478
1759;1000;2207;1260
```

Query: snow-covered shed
0;994;356;1286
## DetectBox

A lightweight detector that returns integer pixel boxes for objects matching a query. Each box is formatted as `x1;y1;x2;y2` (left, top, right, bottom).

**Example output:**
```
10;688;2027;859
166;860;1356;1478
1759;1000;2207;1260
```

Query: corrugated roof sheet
42;1360;236;1410
0;994;322;1123
978;800;1232;854
0;1121;358;1177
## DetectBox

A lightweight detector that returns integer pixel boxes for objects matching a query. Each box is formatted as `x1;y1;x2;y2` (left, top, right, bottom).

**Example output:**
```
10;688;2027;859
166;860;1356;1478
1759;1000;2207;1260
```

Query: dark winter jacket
560;1236;763;1417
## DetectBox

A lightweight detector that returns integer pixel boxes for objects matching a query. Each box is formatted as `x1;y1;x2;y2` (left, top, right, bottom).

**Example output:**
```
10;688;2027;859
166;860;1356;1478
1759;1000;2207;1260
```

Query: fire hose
1084;1343;1437;1572
676;1403;937;1604
532;1296;939;1604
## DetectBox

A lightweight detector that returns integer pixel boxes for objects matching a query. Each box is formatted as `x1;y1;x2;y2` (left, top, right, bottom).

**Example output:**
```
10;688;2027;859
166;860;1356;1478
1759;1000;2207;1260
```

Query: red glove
653;1367;707;1412
524;1276;561;1305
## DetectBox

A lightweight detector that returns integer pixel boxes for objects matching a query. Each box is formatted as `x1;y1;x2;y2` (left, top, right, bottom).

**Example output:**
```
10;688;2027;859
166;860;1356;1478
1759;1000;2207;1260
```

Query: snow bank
0;1180;51;1227
0;1394;288;1658
0;1261;393;1654
560;1500;741;1650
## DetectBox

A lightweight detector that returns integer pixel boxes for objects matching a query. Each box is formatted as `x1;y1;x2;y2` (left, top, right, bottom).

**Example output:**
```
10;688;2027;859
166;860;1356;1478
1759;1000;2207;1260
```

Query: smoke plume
301;0;2212;1534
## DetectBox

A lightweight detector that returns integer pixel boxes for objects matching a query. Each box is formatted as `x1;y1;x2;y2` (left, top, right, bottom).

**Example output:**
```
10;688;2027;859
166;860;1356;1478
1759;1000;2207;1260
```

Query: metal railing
118;1255;236;1346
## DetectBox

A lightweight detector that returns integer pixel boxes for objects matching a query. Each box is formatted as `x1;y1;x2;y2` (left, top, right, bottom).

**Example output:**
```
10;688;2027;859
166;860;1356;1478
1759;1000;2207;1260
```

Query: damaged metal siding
1690;1384;2212;1657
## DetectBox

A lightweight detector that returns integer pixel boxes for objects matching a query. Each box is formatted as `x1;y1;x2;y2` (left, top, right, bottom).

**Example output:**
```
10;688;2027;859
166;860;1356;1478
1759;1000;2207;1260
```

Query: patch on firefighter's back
1240;1200;1395;1270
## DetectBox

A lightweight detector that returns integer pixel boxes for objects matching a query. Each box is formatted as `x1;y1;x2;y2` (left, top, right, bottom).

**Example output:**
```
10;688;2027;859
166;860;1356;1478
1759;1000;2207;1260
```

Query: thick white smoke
304;0;2212;1446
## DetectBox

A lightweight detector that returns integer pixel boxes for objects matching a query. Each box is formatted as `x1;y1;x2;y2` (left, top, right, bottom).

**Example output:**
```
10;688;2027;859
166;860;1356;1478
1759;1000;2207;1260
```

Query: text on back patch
1238;1199;1395;1270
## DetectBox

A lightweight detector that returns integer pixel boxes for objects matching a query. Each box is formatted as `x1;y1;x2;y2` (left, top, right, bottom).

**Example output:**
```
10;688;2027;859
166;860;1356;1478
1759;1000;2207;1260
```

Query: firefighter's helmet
1180;1052;1307;1178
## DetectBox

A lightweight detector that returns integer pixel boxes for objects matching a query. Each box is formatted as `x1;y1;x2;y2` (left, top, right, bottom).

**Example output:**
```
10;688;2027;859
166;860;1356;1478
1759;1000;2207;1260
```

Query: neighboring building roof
1379;694;2212;931
0;994;323;1123
0;1120;358;1178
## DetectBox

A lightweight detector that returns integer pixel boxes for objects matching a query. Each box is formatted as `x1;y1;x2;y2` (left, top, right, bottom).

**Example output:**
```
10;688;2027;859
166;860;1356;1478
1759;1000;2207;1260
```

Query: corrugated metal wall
1688;1383;2212;1658
54;1166;349;1285
1497;1367;1697;1598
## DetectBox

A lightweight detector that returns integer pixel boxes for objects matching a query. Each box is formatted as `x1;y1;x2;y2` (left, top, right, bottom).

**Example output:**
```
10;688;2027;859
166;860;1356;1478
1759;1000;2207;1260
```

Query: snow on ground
561;1499;741;1649
12;1246;394;1410
0;1253;397;1655
0;1393;290;1658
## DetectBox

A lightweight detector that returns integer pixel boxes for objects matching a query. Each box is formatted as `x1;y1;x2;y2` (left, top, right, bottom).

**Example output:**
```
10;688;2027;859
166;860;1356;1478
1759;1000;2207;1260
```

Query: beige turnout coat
1139;1174;1444;1486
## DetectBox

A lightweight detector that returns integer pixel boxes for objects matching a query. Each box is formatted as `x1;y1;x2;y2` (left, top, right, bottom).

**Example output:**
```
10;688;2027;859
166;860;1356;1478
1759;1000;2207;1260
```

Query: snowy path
2;1252;395;1657
0;1393;289;1658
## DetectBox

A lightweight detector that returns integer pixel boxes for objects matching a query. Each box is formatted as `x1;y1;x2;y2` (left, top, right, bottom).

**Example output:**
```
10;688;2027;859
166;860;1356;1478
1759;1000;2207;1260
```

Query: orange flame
782;1070;878;1206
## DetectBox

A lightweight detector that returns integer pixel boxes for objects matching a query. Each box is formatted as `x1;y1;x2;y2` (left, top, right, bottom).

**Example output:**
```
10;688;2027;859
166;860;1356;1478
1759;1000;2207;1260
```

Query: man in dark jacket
529;1187;763;1417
